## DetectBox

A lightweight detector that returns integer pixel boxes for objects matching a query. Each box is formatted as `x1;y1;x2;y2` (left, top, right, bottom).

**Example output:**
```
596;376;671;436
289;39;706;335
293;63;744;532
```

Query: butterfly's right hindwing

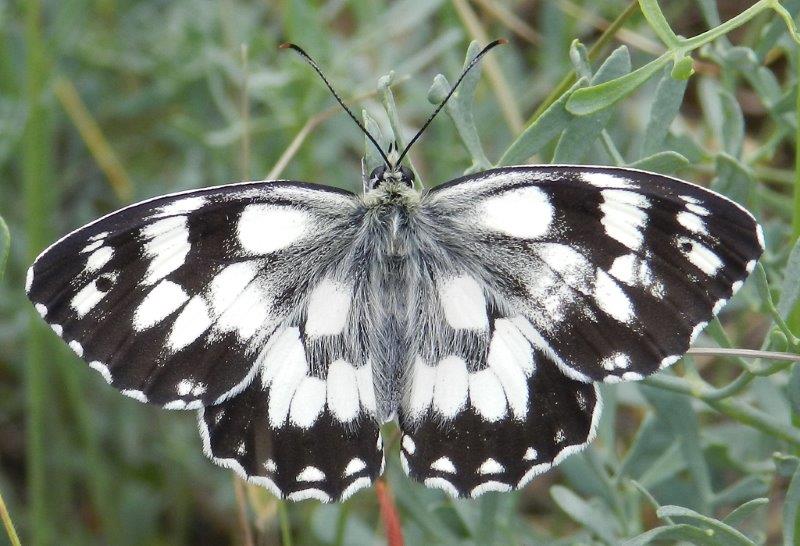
26;181;360;408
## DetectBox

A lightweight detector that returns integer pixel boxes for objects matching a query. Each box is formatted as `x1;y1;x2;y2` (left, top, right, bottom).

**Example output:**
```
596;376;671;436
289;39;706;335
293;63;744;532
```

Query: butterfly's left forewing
27;181;384;501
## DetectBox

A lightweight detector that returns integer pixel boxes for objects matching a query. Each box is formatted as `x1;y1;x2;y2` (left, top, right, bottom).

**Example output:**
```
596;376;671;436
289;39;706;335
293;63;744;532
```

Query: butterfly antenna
395;39;507;167
280;43;392;167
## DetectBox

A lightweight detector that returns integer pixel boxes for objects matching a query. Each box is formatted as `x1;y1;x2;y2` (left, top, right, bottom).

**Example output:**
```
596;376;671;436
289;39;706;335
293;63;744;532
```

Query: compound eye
399;165;415;187
369;166;386;189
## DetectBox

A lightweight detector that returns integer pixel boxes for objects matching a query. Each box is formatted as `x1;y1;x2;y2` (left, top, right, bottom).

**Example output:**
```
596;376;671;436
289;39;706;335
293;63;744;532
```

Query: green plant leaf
657;505;757;546
787;450;800;545
498;78;586;166
565;54;669;116
629;151;689;174
778;239;800;319
550;485;620;544
428;41;491;173
713;153;755;208
621;524;719;546
569;39;592;79
641;68;689;156
553;46;632;163
638;0;681;47
722;498;768;528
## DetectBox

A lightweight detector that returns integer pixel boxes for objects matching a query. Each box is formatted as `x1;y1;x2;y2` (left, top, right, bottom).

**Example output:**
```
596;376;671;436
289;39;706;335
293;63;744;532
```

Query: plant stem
0;486;21;546
526;0;640;124
278;501;293;546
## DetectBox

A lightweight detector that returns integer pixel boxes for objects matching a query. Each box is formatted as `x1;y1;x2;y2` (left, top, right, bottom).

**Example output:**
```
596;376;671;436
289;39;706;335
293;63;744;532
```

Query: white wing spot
676;237;723;276
523;447;538;461
555;429;566;443
35;303;47;317
686;203;710;216
478;458;505;475
430;457;456;474
756;224;765;249
622;371;644;381
89;361;112;383
133;280;189;331
407;356;435;419
341;477;372;501
356;361;377;415
600;352;630;371
156;196;206;217
432;356;469;419
121;389;148;403
25;267;34;293
81;239;104;254
344;458;367;477
712;298;727;315
71;275;116;318
583;171;636;189
594;269;634;323
402;435;416;455
237;204;310;255
471;481;511;497
468;369;507;422
167;296;212;351
438;275;488;330
287;489;330;502
677;211;708;235
660;355;680;369
289;376;326;429
424;477;459;498
326;359;360;423
599;190;649;251
68;340;83;357
731;280;744;294
262;328;308;428
85;246;114;272
487;320;531;419
305;277;353;337
51;324;63;336
208;262;259;316
265;459;277;472
141;216;190;285
481;186;553;239
296;466;325;482
691;321;708;342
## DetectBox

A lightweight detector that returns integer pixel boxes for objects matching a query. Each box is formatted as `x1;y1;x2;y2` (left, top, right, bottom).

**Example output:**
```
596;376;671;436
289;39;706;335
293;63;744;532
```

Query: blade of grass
0;215;9;279
23;0;55;543
0;486;21;546
53;77;133;202
451;0;524;132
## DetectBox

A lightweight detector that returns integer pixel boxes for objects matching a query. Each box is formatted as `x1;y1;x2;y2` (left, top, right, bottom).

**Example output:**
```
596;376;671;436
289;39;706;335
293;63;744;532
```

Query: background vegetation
2;0;800;544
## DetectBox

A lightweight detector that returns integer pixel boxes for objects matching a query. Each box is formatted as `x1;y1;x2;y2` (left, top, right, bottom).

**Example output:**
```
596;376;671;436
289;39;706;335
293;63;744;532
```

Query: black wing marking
421;165;763;383
26;181;361;408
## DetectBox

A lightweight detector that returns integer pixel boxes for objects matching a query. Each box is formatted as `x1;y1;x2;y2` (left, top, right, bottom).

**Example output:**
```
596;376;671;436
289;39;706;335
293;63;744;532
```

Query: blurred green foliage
3;0;800;544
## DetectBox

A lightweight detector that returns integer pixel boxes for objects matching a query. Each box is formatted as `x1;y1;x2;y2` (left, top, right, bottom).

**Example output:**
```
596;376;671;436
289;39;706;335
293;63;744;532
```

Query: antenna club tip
278;42;292;49
497;38;509;45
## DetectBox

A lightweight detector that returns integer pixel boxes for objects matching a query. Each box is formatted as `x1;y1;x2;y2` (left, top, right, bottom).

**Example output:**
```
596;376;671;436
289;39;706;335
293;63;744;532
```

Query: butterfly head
369;164;415;190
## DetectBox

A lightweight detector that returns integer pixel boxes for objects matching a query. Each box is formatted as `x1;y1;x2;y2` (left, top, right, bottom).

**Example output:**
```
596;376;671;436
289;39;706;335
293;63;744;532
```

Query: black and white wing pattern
398;165;762;498
26;181;382;501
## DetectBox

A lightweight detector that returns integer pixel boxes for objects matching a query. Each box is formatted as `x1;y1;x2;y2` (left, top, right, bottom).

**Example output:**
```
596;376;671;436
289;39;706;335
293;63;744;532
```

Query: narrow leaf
498;78;586;166
565;54;669;116
657;505;757;546
0;215;9;280
778;239;800;319
550;485;619;544
641;69;688;156
621;524;719;546
722;498;768;528
638;0;681;46
785;454;800;546
629;151;689;174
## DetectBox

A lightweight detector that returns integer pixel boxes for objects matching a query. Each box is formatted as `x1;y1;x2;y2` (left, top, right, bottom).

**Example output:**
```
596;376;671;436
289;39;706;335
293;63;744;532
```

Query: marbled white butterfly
26;41;763;502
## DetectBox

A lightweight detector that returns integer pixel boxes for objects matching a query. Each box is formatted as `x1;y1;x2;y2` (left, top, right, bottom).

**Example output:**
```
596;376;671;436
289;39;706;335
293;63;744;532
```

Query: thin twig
687;347;800;362
452;0;524;132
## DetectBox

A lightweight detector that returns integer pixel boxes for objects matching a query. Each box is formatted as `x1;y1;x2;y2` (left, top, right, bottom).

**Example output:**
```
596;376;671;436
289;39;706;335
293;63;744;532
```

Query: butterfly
26;41;764;502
